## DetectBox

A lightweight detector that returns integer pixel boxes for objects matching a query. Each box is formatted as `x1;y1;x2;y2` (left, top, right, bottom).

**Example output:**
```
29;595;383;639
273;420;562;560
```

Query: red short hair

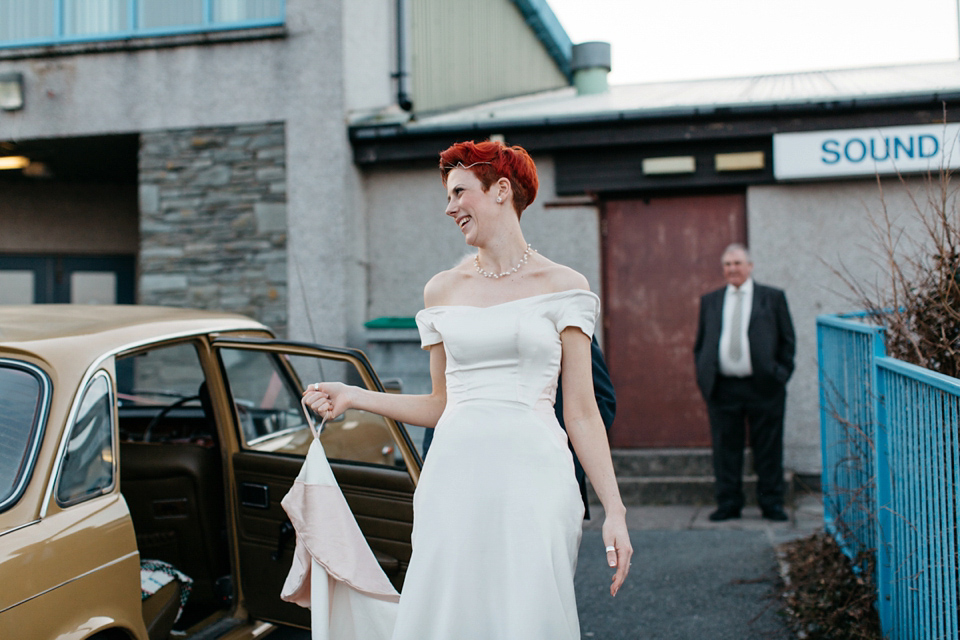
439;140;539;218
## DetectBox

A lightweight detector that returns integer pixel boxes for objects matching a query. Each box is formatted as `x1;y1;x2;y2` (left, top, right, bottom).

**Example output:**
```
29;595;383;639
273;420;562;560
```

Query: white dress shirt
718;277;754;377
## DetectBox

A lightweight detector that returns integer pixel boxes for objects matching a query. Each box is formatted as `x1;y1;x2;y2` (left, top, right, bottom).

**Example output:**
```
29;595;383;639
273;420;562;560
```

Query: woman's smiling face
445;167;496;243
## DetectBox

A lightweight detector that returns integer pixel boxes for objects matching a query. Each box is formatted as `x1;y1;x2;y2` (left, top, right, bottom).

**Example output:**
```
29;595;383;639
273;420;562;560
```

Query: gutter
393;0;412;111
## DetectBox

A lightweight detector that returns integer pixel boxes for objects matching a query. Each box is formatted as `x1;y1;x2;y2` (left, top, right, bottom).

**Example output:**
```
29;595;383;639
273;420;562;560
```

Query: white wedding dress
392;289;600;640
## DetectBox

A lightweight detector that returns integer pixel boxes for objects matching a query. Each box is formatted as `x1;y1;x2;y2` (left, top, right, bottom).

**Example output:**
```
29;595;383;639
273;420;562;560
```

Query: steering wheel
143;395;201;442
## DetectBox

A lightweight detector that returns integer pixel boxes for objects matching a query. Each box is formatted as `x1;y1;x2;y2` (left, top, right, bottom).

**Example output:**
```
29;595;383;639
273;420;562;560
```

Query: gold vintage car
0;305;421;640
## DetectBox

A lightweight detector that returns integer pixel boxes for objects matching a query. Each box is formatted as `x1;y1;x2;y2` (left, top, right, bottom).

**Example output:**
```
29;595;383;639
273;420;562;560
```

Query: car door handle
239;482;270;509
272;521;295;561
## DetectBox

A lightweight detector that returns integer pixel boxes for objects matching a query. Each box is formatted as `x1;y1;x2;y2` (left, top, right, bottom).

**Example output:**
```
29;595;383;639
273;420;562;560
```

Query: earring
496;197;502;203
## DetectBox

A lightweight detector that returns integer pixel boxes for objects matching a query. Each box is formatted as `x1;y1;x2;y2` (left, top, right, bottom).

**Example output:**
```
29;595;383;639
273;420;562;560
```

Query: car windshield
0;361;48;511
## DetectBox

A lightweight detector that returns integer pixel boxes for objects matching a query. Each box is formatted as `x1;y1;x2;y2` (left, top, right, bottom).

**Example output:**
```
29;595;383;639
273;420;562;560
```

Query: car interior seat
141;579;181;640
120;381;229;623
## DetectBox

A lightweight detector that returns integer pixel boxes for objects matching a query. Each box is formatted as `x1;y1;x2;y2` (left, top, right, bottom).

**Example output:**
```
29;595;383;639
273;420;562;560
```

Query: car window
116;342;210;443
218;348;406;469
57;372;114;505
0;361;49;512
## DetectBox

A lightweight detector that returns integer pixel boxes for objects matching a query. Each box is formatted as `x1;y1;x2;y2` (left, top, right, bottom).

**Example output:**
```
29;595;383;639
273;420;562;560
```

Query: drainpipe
394;0;413;111
571;41;611;95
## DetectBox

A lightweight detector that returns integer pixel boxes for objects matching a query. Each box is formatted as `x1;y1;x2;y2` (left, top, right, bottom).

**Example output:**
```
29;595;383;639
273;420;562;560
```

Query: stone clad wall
139;122;288;336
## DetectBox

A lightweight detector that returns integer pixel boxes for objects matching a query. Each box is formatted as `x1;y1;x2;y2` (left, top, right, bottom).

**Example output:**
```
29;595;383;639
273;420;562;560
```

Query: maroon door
603;194;746;448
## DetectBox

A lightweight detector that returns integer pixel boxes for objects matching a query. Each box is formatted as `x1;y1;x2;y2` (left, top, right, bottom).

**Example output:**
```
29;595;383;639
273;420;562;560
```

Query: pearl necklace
475;244;536;279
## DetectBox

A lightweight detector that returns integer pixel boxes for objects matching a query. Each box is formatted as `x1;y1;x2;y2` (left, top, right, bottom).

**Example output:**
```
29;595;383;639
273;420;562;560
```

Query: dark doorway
0;133;139;306
603;193;747;448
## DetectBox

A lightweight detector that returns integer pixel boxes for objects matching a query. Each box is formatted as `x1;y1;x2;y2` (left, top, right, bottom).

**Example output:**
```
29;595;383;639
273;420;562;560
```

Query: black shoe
762;506;789;522
708;507;741;521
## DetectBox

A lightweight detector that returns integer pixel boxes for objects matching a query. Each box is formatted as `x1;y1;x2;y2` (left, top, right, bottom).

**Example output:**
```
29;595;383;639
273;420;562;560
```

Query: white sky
547;0;960;85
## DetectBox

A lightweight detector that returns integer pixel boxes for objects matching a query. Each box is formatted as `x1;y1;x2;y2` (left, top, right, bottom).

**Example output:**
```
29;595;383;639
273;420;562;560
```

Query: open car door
210;337;421;630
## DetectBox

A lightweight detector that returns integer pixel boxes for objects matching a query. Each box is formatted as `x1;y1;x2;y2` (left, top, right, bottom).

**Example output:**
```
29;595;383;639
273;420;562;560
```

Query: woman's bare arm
303;342;447;428
560;326;633;596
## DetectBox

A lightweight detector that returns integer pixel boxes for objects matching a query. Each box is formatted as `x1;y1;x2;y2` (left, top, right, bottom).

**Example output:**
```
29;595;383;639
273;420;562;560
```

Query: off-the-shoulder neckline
419;289;598;311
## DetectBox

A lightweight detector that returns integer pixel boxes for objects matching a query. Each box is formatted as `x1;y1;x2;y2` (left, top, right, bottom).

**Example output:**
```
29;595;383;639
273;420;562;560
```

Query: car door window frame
211;337;422;483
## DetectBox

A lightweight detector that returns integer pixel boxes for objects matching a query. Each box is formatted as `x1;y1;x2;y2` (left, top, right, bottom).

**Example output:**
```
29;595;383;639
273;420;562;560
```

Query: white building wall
748;177;929;474
363;155;603;319
0;0;396;347
342;0;395;113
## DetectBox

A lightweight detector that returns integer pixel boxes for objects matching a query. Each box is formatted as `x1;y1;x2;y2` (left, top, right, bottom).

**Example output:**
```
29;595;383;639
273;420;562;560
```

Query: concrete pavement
575;494;824;639
270;495;824;640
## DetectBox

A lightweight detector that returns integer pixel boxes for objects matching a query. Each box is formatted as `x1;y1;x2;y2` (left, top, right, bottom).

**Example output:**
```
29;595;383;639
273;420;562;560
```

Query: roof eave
349;90;960;165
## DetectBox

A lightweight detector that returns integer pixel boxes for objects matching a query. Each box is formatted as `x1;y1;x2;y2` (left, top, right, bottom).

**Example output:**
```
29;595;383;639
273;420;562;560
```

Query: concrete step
610;448;753;477
590;473;795;506
598;447;793;506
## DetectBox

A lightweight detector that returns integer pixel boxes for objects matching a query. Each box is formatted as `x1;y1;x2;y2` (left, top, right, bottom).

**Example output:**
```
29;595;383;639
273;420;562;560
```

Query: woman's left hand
602;510;633;597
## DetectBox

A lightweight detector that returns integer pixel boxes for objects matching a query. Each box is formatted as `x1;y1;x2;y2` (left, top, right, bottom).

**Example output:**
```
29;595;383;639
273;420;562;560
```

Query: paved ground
575;494;825;639
270;495;825;640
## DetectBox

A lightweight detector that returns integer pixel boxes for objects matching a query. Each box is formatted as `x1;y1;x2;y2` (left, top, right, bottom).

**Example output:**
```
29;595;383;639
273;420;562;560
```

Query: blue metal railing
817;313;885;562
0;0;284;49
818;313;960;639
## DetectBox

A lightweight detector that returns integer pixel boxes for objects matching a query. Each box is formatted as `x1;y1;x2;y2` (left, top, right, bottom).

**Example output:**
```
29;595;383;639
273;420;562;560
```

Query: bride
303;139;632;639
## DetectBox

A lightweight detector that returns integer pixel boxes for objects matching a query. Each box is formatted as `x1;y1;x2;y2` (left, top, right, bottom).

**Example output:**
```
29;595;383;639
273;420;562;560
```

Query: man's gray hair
722;243;751;262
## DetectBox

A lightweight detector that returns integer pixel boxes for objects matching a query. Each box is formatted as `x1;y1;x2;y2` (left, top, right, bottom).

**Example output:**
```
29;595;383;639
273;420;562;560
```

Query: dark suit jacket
556;336;616;518
693;282;796;401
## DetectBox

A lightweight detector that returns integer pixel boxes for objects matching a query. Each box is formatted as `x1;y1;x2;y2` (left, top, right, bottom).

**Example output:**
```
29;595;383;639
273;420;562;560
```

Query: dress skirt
391;399;584;640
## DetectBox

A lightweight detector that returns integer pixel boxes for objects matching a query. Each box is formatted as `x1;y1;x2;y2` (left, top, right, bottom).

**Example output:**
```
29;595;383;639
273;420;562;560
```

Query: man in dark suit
694;244;795;522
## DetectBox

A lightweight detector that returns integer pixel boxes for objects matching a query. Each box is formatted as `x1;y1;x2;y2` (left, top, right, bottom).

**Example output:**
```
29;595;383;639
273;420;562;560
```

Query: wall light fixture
0;72;25;111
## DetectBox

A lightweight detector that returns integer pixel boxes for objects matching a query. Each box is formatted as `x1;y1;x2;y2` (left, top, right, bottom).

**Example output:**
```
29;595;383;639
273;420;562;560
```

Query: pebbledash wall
139;123;289;336
362;155;603;320
747;176;934;472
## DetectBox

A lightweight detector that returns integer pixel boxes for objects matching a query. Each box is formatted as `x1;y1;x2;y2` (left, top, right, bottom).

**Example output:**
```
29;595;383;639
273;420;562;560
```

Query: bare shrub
834;128;960;375
779;532;882;640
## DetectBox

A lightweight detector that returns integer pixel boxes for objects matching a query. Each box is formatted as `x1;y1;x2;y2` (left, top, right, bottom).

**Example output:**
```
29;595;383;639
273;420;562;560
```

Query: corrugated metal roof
394;60;960;131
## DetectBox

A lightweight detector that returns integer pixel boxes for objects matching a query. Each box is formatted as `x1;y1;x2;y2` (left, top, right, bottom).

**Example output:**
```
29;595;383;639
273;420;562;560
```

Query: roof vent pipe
571;41;611;95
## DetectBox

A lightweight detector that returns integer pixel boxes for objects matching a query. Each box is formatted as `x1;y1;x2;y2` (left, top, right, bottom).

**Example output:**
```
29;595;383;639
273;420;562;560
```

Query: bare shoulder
423;259;473;307
536;257;591;293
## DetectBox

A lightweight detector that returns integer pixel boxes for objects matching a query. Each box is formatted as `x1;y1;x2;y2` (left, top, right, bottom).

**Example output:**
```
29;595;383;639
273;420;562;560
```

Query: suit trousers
706;375;785;511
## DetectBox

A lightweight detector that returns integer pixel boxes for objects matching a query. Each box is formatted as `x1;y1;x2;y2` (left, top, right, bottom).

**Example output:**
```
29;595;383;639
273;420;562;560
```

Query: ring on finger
605;546;616;553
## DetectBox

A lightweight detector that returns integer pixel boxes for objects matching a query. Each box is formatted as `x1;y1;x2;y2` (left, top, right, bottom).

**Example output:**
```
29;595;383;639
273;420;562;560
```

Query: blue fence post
873;363;893;635
817;319;834;536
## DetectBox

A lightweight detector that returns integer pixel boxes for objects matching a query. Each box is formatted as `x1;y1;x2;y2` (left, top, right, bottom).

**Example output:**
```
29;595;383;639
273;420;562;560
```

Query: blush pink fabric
280;439;398;639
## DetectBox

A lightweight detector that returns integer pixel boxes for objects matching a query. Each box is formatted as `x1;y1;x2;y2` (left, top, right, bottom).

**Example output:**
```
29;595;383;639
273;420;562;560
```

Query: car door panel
233;452;415;626
232;451;309;628
332;462;415;587
212;339;419;629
